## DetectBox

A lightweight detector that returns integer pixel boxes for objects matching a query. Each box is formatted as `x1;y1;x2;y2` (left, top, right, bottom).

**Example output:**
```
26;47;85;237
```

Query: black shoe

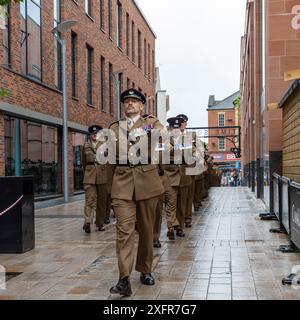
176;229;185;237
110;277;132;296
97;224;105;231
194;207;200;212
140;273;155;286
104;217;110;224
83;223;91;234
185;222;192;228
167;228;175;240
153;240;162;248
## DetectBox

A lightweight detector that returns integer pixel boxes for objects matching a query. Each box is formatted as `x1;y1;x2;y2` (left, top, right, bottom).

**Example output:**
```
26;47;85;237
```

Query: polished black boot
83;223;91;234
110;277;132;296
153;239;162;248
140;273;155;285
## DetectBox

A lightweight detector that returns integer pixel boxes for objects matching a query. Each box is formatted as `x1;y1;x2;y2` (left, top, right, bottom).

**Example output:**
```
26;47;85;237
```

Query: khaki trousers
194;177;203;208
153;193;164;241
176;185;189;229
112;196;158;278
165;186;180;229
185;177;195;223
84;184;107;225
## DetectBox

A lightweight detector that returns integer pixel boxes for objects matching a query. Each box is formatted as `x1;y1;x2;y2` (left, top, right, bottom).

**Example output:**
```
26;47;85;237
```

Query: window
109;63;113;113
108;0;112;37
118;73;123;119
73;132;87;192
148;44;150;79
132;82;135;89
20;0;42;81
126;13;129;56
86;45;94;105
54;0;62;89
218;113;225;127
100;0;105;30
218;137;225;151
131;21;135;62
85;0;92;16
127;77;130;89
152;49;155;82
100;56;105;111
4;116;61;195
144;39;147;76
117;1;122;48
138;30;142;68
71;32;78;98
2;5;11;66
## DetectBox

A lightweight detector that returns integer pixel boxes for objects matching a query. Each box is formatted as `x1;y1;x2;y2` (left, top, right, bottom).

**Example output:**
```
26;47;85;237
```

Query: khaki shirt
82;140;107;185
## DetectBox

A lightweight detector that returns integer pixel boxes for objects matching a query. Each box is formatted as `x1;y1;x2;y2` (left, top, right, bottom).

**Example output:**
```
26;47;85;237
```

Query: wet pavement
1;187;300;300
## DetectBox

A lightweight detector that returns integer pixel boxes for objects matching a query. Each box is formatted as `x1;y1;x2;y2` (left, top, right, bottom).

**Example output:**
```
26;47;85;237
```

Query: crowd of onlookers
220;169;241;187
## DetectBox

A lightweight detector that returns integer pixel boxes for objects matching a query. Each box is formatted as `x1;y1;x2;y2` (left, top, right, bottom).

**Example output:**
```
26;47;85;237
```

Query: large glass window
20;0;42;81
4;116;61;196
72;132;87;192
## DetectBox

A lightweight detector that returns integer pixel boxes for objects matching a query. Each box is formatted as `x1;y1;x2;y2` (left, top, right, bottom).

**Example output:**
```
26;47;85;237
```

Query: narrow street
1;187;300;300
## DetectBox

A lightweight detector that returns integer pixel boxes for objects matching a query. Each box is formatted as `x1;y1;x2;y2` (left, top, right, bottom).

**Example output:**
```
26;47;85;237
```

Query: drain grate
5;272;23;281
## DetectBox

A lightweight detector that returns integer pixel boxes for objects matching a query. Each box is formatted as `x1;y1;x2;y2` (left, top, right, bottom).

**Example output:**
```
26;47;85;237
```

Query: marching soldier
82;125;108;234
164;116;186;240
109;89;165;297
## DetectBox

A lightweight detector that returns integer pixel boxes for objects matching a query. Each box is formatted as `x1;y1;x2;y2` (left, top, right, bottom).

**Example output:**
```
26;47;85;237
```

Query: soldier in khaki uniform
82;125;108;234
164;117;186;240
109;89;165;297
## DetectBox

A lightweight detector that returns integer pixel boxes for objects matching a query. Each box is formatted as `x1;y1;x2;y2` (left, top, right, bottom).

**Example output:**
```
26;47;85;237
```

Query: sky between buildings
136;0;247;128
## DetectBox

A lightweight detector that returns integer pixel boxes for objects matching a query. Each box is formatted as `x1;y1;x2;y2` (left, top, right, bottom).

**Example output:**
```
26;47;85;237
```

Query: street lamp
52;20;77;203
112;68;126;120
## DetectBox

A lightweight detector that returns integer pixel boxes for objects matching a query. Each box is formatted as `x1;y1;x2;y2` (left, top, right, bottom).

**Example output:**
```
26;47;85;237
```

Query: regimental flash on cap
88;125;103;134
167;117;184;129
120;88;146;104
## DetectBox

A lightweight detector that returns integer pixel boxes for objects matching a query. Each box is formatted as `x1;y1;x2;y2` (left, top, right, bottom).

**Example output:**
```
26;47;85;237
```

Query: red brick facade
0;0;156;195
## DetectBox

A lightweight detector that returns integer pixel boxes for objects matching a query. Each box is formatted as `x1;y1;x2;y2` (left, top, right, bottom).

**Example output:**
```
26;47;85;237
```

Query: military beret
88;125;103;134
120;88;146;104
176;114;188;122
167;117;184;129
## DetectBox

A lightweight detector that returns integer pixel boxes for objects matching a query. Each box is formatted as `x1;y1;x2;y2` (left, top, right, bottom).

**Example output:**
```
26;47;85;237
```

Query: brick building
207;91;241;172
0;0;157;198
240;0;300;209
